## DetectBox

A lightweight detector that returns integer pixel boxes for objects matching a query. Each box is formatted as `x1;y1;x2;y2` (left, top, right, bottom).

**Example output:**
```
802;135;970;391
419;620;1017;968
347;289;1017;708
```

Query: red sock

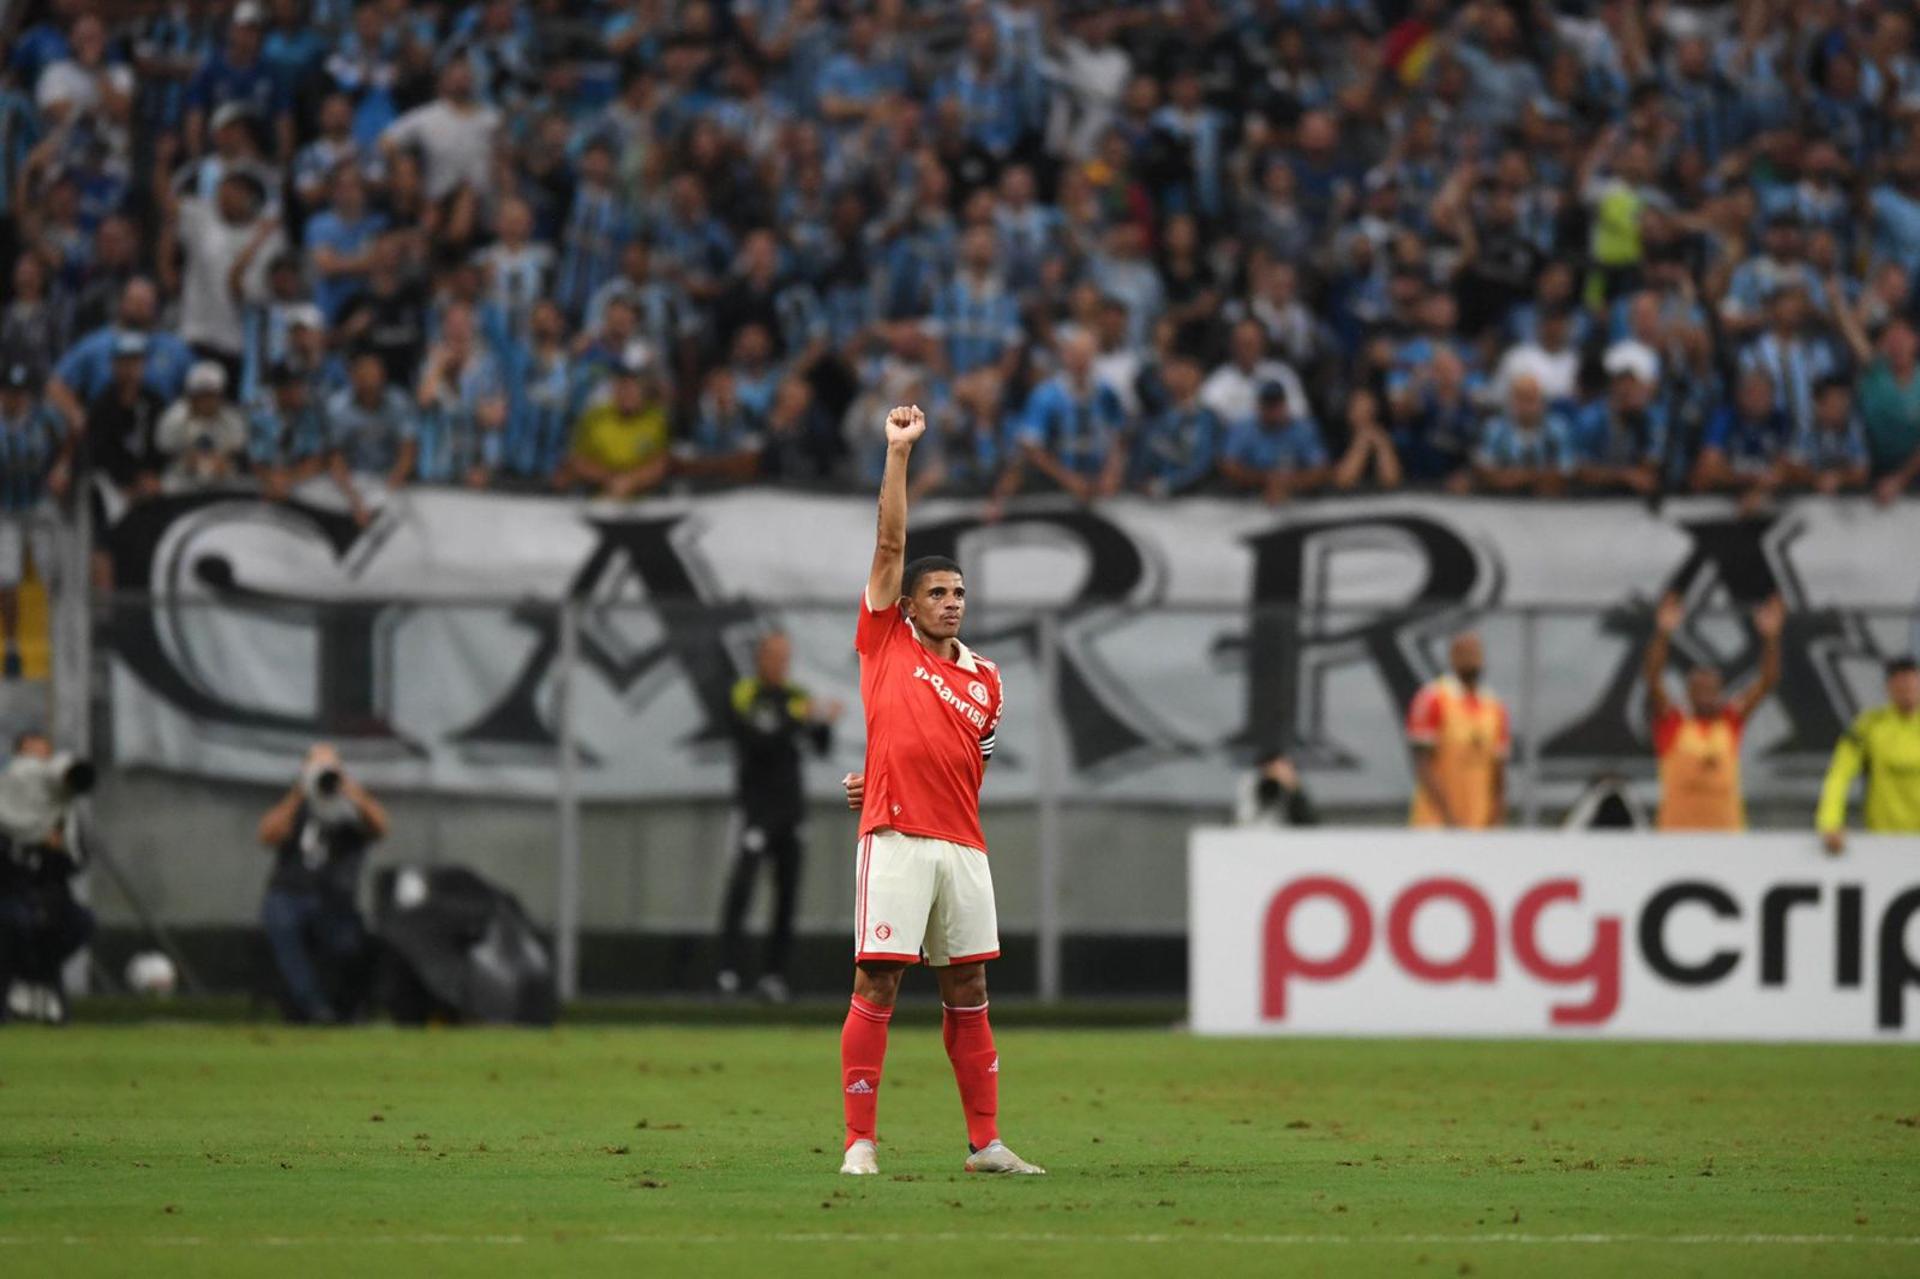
942;1002;999;1150
841;994;892;1148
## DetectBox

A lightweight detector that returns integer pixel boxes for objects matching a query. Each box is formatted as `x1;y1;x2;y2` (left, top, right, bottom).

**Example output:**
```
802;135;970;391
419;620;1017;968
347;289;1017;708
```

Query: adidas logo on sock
988;1056;999;1074
845;1079;875;1094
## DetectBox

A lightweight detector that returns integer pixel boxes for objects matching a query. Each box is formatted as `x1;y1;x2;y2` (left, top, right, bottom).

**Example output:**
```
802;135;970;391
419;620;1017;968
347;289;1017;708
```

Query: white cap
286;303;325;332
186;361;228;394
232;0;267;25
1603;340;1660;385
210;101;255;132
618;339;655;376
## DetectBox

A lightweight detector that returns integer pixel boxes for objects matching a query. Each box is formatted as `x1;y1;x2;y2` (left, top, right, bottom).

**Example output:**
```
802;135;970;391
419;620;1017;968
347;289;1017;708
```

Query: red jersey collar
904;616;981;673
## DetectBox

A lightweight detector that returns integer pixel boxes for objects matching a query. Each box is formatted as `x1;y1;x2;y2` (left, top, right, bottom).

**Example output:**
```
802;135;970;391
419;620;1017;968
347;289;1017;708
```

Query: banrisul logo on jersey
1190;831;1920;1042
911;665;988;731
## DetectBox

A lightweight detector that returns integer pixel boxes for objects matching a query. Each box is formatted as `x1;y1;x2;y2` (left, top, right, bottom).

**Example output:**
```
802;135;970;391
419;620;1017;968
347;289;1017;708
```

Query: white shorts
853;829;1000;967
0;514;57;590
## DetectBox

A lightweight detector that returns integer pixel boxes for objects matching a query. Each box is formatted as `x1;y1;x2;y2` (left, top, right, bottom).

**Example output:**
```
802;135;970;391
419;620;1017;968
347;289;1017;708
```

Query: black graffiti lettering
1877;888;1920;1031
109;493;389;739
905;507;1152;770
1237;515;1483;760
1759;885;1821;987
1836;885;1864;988
1638;881;1741;985
1547;517;1769;760
455;515;751;752
1546;515;1852;763
1766;608;1855;757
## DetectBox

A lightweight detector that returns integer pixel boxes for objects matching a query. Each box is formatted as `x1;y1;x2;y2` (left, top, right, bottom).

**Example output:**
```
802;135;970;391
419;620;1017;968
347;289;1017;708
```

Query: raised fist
885;404;926;445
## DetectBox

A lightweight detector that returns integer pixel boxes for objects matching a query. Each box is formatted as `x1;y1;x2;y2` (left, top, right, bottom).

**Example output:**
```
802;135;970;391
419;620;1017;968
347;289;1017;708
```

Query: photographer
0;731;97;1025
256;743;388;1024
1233;753;1319;828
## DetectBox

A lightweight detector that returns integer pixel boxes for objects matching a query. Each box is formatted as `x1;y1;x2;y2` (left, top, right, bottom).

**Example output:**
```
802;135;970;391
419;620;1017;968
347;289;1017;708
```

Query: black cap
267;360;303;386
1257;380;1288;406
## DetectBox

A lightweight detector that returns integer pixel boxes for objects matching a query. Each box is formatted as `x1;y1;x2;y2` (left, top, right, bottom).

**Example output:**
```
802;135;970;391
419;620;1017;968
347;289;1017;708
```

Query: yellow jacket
1816;706;1920;834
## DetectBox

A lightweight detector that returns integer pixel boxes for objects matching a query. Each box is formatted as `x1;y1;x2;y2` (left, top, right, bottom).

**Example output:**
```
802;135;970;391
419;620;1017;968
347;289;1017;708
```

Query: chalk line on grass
4;1232;1918;1249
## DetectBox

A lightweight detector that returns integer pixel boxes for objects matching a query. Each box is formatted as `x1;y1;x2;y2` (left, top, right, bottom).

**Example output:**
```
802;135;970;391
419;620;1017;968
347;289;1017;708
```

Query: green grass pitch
1;1019;1916;1277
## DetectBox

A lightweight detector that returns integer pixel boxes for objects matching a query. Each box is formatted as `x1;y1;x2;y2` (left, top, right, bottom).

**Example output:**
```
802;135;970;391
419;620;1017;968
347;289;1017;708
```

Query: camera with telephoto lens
306;765;343;802
63;760;96;796
299;758;362;843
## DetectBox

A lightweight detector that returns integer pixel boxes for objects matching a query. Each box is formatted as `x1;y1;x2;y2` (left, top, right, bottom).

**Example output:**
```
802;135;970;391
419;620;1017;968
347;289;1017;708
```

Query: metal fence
48;581;1919;1001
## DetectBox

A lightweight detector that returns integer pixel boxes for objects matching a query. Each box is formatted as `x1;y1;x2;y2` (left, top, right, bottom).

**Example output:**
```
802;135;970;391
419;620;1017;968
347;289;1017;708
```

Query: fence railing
58;586;1920;1000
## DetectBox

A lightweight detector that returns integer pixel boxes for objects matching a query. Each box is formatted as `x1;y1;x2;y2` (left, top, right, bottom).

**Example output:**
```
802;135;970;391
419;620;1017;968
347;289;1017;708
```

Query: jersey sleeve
980;666;1003;760
1815;713;1869;833
854;592;897;656
1650;707;1682;756
1406;683;1442;746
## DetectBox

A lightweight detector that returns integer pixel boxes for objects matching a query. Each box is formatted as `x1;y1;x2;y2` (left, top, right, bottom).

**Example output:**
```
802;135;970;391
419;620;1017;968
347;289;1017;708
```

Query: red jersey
855;595;1003;852
1404;675;1509;829
1653;706;1747;830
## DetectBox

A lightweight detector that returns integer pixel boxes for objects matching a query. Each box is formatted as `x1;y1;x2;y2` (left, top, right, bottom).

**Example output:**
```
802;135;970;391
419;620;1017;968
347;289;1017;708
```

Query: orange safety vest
1654;707;1747;831
1406;676;1510;829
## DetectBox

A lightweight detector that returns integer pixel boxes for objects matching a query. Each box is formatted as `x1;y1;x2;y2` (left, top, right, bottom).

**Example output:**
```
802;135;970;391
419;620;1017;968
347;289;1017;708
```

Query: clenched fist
885;405;926;446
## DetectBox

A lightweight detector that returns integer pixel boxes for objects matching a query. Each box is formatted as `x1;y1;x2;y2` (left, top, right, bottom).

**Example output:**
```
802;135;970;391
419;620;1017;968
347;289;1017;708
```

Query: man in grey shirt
381;61;501;203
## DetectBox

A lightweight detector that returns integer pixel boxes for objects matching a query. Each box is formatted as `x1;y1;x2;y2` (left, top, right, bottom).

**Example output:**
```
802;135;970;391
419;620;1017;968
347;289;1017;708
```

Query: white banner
105;489;1920;801
1189;828;1920;1041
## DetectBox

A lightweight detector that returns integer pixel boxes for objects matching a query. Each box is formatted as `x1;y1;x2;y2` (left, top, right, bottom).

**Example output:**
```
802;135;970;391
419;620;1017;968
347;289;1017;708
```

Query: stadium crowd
5;0;1920;529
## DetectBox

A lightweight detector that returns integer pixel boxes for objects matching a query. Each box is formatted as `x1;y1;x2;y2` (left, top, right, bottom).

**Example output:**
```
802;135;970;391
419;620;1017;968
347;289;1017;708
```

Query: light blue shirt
1476;412;1576;472
55;328;195;402
1018;375;1128;475
1222;415;1328;473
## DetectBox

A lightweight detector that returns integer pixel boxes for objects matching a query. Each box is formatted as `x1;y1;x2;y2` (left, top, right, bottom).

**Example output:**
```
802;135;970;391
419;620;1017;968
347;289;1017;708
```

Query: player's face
1450;634;1483;686
757;633;791;684
905;572;966;641
1890;669;1920;714
1687;668;1723;716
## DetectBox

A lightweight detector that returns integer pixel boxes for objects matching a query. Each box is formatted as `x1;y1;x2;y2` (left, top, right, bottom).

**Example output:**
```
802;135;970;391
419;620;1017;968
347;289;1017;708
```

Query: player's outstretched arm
867;404;926;611
1644;592;1680;721
1815;724;1864;855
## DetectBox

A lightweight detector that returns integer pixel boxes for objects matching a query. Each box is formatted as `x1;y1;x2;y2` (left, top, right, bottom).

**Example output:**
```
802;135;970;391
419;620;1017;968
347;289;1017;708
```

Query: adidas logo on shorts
988;1056;999;1074
845;1079;875;1095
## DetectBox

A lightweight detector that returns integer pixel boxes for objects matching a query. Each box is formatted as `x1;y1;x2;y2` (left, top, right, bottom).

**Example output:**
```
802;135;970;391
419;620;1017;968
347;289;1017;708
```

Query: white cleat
839;1139;880;1175
964;1140;1046;1175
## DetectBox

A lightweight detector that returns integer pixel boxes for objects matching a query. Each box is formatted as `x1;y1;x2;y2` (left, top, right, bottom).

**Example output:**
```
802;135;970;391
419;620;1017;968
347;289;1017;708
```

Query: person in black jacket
82;334;167;591
256;743;389;1023
0;731;96;1025
717;631;841;1002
